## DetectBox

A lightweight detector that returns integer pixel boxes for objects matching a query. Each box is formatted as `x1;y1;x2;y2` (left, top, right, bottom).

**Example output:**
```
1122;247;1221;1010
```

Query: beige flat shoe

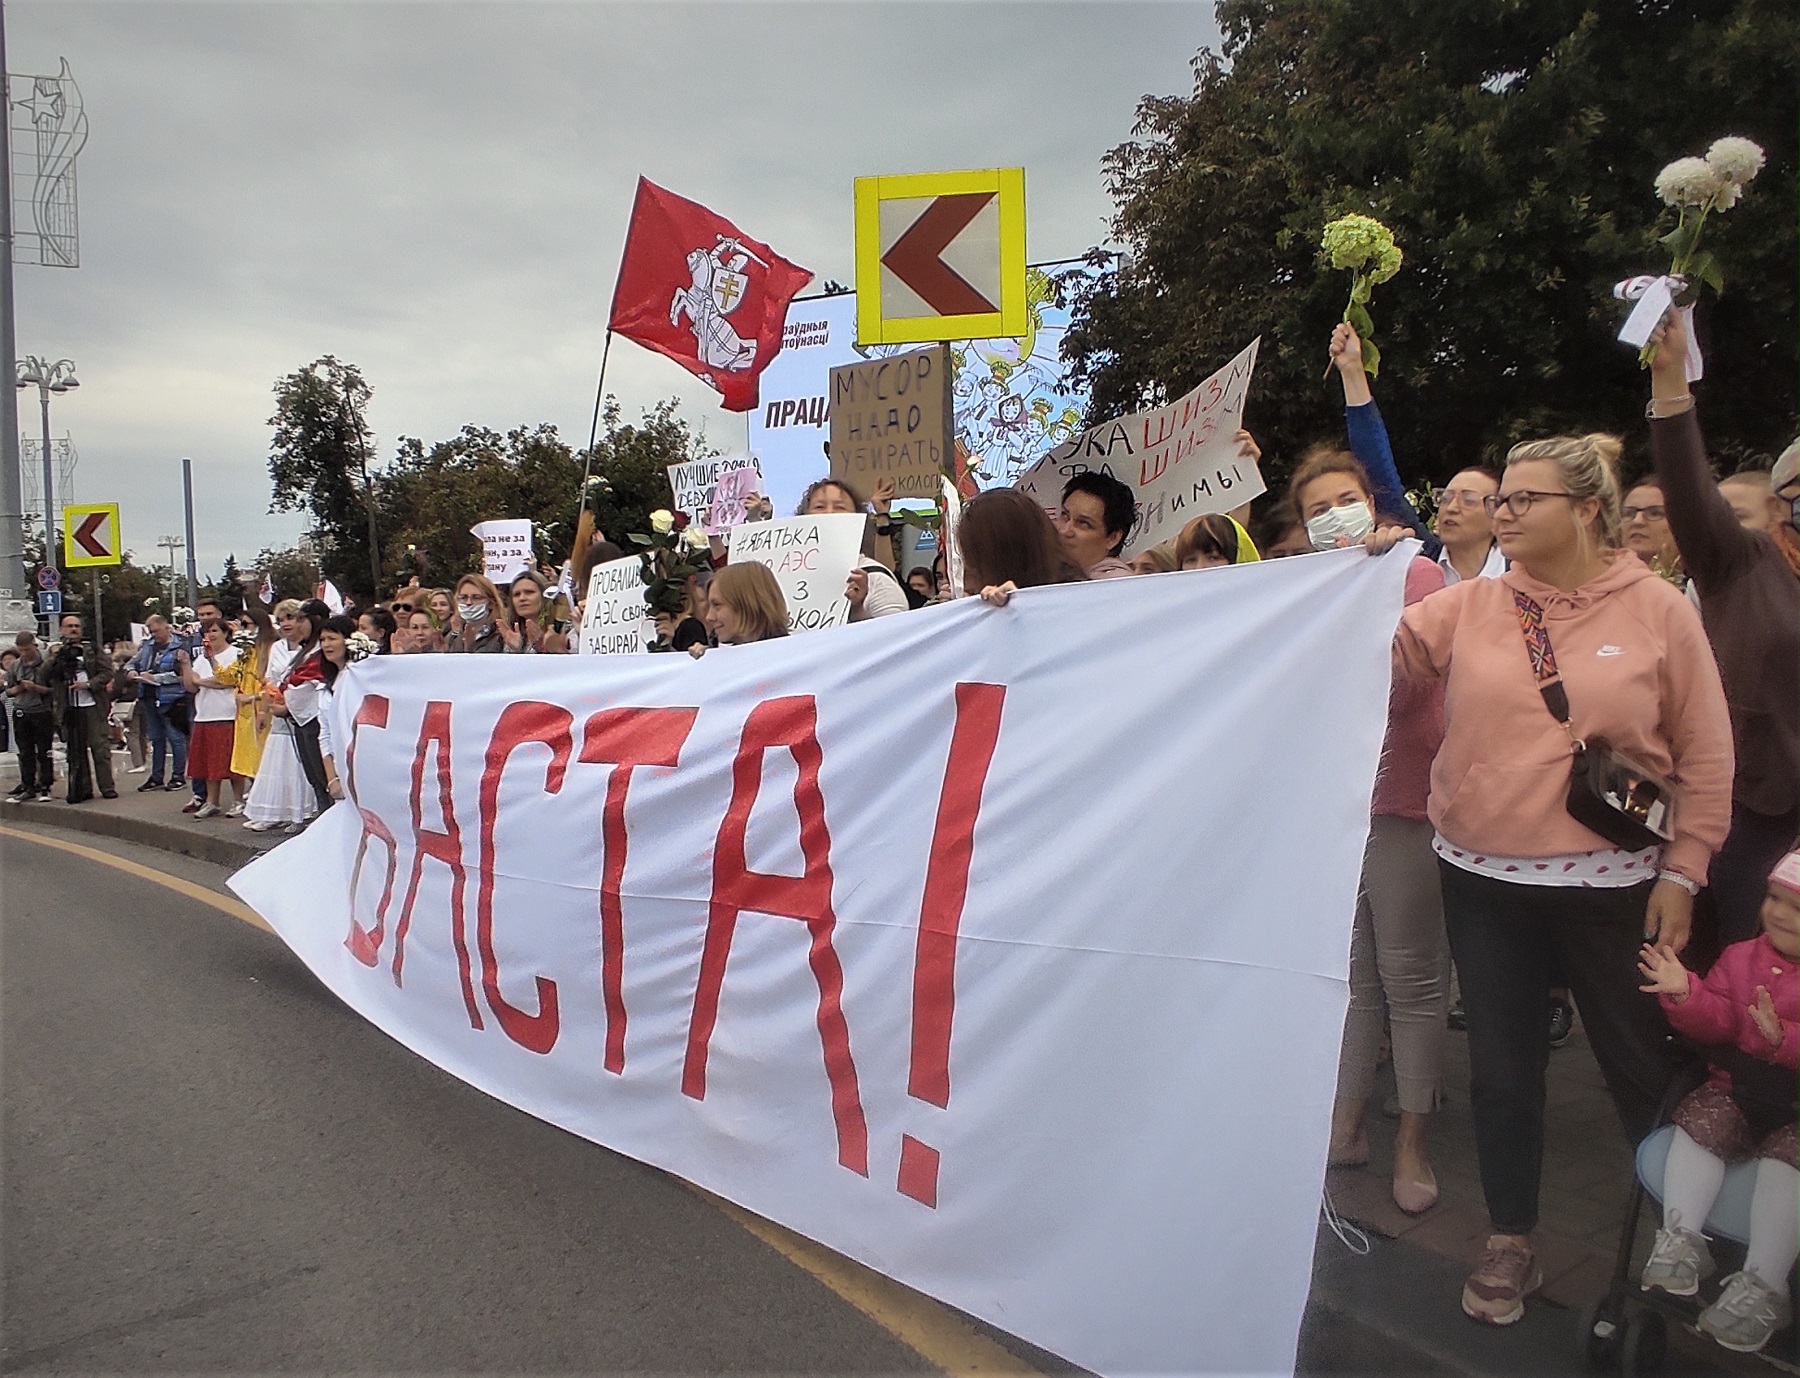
1393;1167;1439;1214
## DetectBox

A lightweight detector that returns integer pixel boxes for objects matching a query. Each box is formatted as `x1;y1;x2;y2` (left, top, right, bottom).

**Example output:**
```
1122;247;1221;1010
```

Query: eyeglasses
1483;490;1577;518
1621;504;1667;523
1435;488;1491;510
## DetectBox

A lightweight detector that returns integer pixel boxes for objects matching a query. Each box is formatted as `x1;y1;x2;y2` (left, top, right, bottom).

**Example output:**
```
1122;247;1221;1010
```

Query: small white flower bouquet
1617;136;1764;370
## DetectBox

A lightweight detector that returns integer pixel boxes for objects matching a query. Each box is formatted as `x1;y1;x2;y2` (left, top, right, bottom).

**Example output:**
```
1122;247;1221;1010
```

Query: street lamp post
156;534;184;611
16;355;78;576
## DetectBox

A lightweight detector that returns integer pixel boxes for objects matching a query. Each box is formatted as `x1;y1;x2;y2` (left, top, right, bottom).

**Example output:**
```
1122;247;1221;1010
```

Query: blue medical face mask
1306;501;1376;551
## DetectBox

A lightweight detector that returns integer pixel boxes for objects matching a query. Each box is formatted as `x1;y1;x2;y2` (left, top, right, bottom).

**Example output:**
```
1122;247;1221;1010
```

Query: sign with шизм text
1014;339;1263;556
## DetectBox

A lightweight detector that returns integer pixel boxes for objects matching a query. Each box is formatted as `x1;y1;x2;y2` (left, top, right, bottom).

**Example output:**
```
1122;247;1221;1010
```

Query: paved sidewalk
4;743;1760;1375
0;744;281;869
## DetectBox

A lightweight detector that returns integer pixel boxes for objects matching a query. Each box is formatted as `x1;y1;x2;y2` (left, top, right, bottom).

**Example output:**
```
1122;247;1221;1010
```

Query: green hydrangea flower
1321;214;1403;377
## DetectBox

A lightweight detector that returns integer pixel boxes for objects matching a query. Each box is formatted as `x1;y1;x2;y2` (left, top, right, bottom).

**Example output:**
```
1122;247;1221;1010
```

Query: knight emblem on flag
610;178;813;411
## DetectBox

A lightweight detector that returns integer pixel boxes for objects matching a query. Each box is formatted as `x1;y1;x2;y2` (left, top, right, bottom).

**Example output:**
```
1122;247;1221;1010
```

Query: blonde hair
1504;432;1622;553
1134;541;1179;573
710;562;789;642
272;598;303;619
453;573;504;614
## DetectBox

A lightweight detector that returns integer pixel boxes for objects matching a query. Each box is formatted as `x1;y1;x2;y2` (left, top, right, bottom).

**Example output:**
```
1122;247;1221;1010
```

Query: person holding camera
48;612;116;803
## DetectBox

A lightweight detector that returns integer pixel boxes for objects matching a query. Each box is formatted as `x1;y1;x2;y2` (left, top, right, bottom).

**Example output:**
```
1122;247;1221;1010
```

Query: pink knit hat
1770;851;1800;895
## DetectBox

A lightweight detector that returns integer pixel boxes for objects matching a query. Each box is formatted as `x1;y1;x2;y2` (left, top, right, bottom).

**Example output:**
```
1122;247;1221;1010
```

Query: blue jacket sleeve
1344;399;1441;560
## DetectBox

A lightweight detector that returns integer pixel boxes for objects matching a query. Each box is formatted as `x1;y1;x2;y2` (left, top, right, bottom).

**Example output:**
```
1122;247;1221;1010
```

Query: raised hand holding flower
1320;214;1402;378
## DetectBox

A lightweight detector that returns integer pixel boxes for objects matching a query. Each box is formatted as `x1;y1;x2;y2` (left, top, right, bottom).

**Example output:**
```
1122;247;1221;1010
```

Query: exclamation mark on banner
899;682;1006;1209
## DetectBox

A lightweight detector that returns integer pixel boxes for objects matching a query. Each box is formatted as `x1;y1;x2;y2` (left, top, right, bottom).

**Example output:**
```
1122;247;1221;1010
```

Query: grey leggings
1336;814;1448;1115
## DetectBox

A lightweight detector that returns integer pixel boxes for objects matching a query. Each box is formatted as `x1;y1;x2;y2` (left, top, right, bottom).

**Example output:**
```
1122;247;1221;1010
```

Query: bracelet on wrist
1645;395;1694;420
1656;869;1701;896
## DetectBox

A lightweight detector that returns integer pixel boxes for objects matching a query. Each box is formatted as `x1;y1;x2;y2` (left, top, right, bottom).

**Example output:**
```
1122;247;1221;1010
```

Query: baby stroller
1577;1050;1799;1376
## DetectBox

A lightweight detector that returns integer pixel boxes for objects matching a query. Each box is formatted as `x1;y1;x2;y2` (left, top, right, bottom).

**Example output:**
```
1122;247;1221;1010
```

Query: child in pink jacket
1637;850;1800;1352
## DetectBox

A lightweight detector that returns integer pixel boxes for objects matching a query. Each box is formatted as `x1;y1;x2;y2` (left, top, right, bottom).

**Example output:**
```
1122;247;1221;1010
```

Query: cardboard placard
828;345;952;502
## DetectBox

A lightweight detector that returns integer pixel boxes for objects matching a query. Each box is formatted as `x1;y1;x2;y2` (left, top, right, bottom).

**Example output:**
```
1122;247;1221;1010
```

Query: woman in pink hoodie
1372;432;1734;1328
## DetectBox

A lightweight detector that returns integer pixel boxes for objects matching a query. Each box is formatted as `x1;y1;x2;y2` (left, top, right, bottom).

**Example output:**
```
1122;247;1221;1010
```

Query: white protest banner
726;512;864;632
576;556;655;656
667;454;763;535
470;519;533;585
1015;338;1262;555
229;547;1412;1377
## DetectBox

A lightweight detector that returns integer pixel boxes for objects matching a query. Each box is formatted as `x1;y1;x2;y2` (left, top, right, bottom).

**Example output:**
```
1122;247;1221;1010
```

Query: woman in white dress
242;599;322;833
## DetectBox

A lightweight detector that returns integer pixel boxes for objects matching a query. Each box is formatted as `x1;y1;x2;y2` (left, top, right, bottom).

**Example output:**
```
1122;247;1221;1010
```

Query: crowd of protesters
4;314;1795;1352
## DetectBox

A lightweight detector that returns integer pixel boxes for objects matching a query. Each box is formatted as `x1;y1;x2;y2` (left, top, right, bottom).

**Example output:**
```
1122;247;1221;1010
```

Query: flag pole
576;329;615;518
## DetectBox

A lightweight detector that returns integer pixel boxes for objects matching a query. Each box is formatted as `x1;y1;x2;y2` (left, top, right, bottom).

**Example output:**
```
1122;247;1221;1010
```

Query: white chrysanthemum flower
1705;136;1765;186
1654;156;1723;208
1711;182;1743;213
345;630;379;662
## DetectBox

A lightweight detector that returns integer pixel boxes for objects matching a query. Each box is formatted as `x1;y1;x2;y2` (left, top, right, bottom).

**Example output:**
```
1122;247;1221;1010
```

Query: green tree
57;556;167;644
267;356;382;599
252;545;321;604
1061;0;1799;495
580;399;703;548
211;554;247;619
377;399;702;589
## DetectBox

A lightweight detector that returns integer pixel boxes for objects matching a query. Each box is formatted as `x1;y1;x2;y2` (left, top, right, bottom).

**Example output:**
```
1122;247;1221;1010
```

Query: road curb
3;800;271;870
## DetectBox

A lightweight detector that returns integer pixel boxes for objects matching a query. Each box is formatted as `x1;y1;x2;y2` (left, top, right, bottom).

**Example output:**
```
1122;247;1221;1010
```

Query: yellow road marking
0;824;273;932
1;823;1041;1376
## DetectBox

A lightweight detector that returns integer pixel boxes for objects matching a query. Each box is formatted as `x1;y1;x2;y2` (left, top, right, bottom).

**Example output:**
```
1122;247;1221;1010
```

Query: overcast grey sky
14;1;1216;575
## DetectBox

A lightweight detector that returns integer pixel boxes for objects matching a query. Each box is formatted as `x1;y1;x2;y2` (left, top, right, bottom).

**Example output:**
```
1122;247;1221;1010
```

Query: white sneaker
1640;1222;1714;1297
225;802;245;818
1699;1269;1793;1353
194;802;220;819
243;818;279;832
126;764;148;774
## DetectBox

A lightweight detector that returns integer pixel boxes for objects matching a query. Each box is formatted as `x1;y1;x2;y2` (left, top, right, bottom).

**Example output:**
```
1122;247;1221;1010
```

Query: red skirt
187;720;237;780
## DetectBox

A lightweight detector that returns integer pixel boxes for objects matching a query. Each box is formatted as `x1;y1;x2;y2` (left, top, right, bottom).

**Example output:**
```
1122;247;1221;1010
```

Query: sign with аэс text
828;345;951;502
577;556;655;656
726;512;865;633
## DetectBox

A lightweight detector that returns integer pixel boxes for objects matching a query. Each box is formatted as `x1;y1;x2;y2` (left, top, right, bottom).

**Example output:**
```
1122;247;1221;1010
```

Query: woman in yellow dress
216;599;278;813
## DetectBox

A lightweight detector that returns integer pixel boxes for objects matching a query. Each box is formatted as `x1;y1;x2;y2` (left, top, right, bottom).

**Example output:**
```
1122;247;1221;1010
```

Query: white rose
1653;156;1723;208
1705;136;1765;187
683;527;711;552
649;509;675;535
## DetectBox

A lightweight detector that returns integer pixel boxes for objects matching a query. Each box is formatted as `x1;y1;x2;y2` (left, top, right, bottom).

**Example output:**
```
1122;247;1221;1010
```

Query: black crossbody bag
1511;590;1678;853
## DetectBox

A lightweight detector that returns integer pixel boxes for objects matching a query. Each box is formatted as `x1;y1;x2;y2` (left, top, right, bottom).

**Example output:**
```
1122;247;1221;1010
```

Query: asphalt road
0;827;941;1374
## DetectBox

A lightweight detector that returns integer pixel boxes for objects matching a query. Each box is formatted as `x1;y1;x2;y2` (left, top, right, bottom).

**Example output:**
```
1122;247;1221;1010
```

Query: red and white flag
609;178;813;412
317;579;346;615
